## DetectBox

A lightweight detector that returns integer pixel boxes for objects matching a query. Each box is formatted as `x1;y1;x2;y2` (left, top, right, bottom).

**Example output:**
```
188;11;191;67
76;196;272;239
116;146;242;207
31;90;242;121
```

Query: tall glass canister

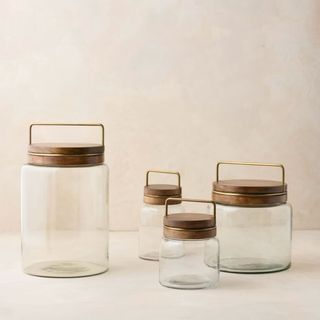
21;123;109;277
212;161;292;274
139;170;183;261
159;198;220;289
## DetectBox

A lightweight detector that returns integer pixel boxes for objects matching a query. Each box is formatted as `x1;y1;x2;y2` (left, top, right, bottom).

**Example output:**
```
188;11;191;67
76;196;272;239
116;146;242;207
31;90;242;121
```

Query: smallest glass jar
159;198;219;290
139;170;183;261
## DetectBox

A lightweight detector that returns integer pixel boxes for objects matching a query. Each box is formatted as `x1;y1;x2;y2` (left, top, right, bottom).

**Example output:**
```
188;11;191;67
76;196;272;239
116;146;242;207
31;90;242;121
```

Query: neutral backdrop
0;0;319;231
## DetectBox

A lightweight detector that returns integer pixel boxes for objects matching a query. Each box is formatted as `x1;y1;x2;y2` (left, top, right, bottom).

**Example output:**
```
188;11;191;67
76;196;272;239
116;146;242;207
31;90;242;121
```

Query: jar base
220;257;290;274
139;251;159;261
160;274;216;289
23;260;108;278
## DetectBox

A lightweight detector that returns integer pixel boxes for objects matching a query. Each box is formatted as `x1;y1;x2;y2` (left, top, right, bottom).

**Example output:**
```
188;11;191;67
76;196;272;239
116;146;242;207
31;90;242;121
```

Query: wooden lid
27;123;105;167
143;170;182;205
212;161;288;207
28;143;105;167
144;184;181;205
164;213;216;240
164;213;214;229
163;198;217;240
212;179;287;207
214;179;287;194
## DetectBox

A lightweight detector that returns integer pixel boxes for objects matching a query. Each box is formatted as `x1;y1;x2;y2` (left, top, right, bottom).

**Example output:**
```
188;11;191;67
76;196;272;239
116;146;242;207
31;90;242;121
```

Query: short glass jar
159;198;219;289
21;124;109;278
139;170;183;261
212;161;292;274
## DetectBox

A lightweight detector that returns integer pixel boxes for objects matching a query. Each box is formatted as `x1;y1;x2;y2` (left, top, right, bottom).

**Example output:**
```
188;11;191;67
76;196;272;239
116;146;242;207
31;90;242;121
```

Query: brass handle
165;198;216;225
216;161;285;185
146;170;181;187
29;123;105;146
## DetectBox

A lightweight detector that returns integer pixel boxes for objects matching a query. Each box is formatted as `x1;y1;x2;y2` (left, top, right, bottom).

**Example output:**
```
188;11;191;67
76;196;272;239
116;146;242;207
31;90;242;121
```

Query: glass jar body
139;203;184;261
21;164;109;277
159;237;220;289
217;203;292;273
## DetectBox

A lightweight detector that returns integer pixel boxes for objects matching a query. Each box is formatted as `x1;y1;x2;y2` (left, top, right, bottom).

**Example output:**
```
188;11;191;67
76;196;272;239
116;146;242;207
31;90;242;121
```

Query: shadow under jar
139;170;183;261
21;123;109;278
212;161;292;274
159;198;219;290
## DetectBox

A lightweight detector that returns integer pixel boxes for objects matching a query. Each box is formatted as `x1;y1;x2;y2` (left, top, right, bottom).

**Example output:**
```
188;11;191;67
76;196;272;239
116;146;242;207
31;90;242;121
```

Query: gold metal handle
146;170;181;187
165;198;216;225
216;161;285;185
29;123;105;146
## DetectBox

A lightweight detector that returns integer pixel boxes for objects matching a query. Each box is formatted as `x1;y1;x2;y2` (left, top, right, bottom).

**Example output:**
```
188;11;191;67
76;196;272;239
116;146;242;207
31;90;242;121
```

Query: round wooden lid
164;213;214;229
163;213;216;240
144;184;181;205
213;179;287;194
144;184;181;196
28;143;104;167
212;179;287;207
29;143;104;155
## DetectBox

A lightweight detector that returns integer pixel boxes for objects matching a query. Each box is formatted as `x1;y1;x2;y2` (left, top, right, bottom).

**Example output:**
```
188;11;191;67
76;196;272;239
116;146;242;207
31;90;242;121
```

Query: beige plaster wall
0;0;319;231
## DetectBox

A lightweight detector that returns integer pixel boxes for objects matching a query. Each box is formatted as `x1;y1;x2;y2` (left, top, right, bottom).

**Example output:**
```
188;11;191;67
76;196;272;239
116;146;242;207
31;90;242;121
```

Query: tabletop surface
0;231;319;320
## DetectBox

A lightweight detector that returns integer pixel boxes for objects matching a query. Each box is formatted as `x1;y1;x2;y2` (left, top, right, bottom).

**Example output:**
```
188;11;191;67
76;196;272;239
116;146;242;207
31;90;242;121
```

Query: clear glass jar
217;204;292;273
160;237;219;289
21;123;109;278
139;170;183;261
212;161;292;274
159;198;219;289
139;203;184;260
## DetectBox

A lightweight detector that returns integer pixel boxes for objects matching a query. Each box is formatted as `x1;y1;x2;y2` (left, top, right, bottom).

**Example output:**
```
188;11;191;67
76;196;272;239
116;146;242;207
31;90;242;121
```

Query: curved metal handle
146;170;181;187
216;161;285;185
165;198;216;225
29;123;105;146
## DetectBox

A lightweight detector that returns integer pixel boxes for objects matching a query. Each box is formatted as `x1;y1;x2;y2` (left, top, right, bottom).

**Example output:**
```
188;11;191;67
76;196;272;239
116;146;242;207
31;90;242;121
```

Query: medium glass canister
139;170;183;261
159;198;219;289
21;123;109;277
212;161;292;274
